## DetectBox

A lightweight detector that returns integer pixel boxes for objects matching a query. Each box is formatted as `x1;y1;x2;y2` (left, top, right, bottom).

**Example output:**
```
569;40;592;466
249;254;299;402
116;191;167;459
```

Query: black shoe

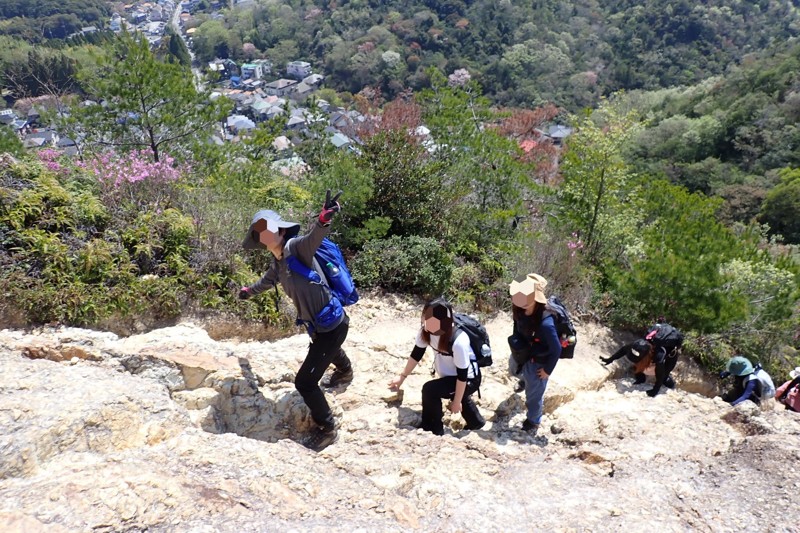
324;366;353;387
465;420;486;431
515;379;525;393
521;419;539;435
664;376;675;389
304;426;338;451
634;373;647;384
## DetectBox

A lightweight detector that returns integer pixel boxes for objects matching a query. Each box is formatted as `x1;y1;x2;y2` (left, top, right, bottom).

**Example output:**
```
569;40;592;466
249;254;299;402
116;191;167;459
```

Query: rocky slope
1;296;799;532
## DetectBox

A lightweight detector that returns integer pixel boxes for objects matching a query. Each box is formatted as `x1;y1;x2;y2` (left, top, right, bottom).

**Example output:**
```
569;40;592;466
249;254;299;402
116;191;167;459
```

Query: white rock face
0;296;798;531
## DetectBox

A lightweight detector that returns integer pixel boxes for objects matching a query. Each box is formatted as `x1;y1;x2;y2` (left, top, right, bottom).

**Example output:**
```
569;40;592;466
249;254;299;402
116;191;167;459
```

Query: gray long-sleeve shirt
247;220;344;333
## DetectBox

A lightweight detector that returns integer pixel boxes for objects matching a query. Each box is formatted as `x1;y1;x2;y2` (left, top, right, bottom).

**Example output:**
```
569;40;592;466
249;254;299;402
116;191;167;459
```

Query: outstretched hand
388;375;404;392
319;189;343;224
600;356;612;366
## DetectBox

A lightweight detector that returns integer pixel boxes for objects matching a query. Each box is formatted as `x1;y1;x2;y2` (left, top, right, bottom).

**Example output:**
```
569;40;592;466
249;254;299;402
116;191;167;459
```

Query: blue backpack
286;238;358;330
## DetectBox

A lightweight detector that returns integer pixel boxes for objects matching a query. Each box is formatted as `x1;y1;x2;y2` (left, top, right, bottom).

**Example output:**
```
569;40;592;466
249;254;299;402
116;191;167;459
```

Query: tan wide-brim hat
509;272;548;307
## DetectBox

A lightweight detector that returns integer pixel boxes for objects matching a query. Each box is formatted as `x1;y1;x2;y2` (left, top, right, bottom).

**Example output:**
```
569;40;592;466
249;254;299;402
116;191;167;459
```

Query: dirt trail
1;295;799;532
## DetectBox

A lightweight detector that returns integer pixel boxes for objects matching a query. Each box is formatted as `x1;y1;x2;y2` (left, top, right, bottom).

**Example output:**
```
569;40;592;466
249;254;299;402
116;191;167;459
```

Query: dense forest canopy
617;40;800;240
0;0;109;41
185;0;800;109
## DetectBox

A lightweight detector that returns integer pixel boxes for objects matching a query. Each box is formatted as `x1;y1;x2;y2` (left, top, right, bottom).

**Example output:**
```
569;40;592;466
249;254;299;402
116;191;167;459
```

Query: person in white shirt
389;298;486;435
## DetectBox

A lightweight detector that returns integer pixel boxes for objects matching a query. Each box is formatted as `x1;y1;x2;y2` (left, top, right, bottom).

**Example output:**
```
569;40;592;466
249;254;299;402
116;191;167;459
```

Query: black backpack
646;323;683;351
452;313;493;367
539;296;578;359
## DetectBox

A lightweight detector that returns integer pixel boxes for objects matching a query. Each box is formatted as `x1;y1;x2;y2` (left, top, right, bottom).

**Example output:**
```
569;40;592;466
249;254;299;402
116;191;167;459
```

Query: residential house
547;125;573;145
208;59;239;80
242;79;264;90
57;137;79;157
10;119;27;133
271;155;308;177
0;109;16;126
272;135;292;152
146;22;162;35
241;62;265;81
315;99;331;113
286;60;312;79
346;110;366;124
264;79;297;97
302;73;324;87
110;13;123;31
27;108;41;126
329;111;352;130
226;114;256;134
290;82;314;101
250;99;272;121
253;59;272;76
23;129;59;149
330;132;351;149
286;114;307;131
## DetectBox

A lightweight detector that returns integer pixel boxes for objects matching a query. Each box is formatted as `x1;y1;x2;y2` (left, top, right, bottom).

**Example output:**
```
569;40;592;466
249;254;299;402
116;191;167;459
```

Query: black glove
319;189;342;224
718;370;730;379
600;357;612;365
634;373;647;384
238;287;251;300
646;388;659;397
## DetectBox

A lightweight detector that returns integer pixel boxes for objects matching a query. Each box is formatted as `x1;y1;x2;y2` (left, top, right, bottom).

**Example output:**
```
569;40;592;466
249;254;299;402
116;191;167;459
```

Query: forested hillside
188;0;799;108
0;5;797;377
619;40;800;241
0;0;109;41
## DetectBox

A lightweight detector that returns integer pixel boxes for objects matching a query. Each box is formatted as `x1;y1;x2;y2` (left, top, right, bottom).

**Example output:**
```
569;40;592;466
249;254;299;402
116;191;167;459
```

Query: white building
286;60;312;79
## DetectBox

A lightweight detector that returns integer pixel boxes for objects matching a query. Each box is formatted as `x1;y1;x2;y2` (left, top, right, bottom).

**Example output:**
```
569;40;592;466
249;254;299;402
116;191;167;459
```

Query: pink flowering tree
84;149;187;211
36;148;66;173
448;68;471;88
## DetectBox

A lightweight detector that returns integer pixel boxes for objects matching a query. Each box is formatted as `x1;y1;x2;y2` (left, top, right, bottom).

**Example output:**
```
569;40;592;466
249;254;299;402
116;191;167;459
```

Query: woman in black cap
239;190;352;452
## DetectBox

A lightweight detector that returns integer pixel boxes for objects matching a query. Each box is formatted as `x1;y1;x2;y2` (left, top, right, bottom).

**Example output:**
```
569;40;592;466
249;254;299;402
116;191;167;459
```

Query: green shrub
351;235;453;296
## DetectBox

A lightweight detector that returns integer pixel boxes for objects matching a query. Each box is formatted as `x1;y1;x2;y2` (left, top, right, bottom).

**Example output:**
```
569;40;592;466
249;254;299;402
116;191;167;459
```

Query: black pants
294;317;350;429
650;349;679;392
421;375;484;436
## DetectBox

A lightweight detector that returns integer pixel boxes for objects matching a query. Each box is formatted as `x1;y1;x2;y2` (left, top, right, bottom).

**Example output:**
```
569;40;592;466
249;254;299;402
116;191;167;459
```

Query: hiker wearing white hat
239;190;352;452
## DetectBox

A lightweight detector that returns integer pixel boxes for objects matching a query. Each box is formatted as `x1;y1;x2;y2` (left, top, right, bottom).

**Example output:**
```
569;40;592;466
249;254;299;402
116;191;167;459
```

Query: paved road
169;2;204;90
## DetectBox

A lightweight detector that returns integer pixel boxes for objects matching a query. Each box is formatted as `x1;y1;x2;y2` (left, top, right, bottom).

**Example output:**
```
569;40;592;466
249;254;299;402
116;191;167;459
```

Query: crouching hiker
239;190;353;452
600;338;656;385
601;322;683;397
719;356;776;407
388;298;486;435
508;273;561;435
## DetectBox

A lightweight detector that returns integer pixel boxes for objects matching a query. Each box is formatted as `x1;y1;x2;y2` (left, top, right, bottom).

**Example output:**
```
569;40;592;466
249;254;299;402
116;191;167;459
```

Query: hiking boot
465;420;486;431
521;419;540;435
663;376;676;389
324;366;353;387
304;426;338;452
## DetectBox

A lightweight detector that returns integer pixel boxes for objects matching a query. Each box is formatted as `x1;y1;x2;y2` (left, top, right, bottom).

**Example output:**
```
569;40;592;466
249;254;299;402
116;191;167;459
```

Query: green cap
726;356;754;377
